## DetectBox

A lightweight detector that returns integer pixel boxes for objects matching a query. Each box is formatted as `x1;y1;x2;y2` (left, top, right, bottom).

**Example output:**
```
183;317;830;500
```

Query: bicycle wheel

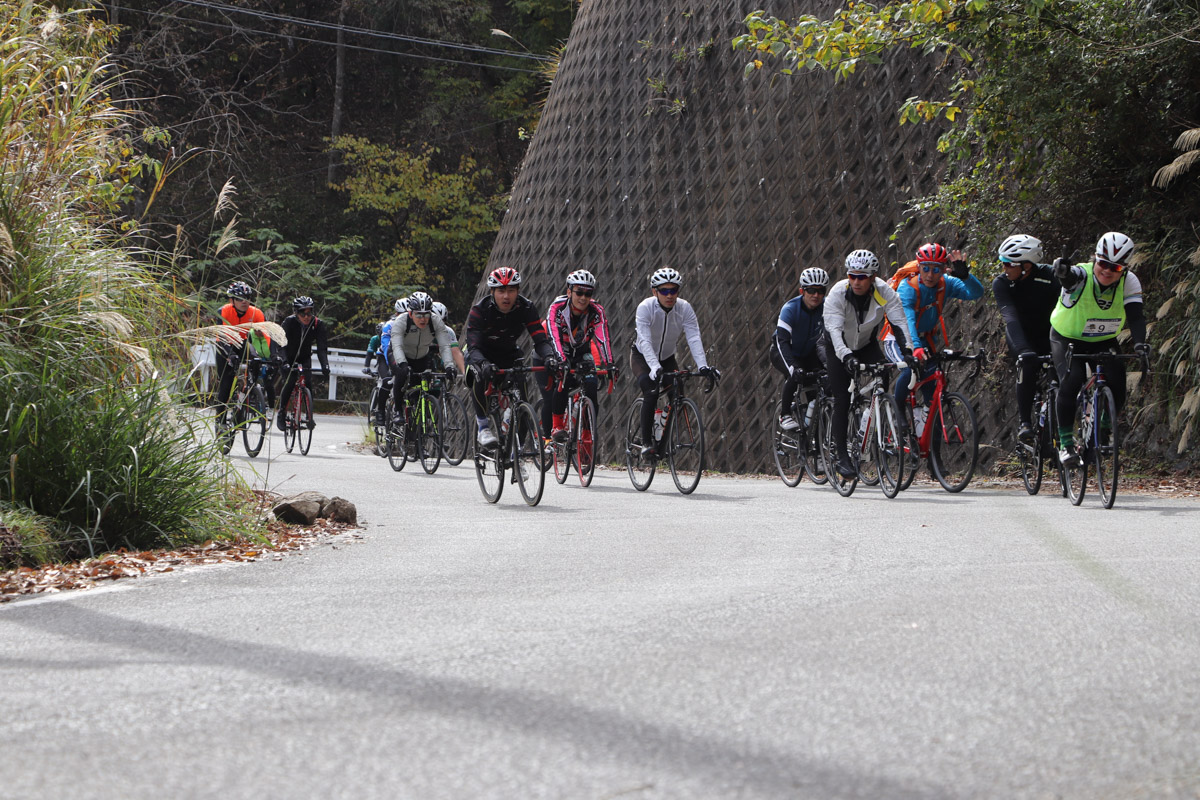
668;397;705;495
929;392;979;493
1093;385;1119;509
800;401;827;485
239;385;267;457
297;387;314;455
387;404;409;472
216;408;236;456
552;401;572;485
1066;390;1092;506
1017;408;1045;496
440;392;469;466
819;400;856;497
283;394;298;453
772;401;804;487
874;395;905;499
575;396;597;487
416;392;443;474
624;397;656;491
850;405;880;486
473;408;504;502
512;402;545;506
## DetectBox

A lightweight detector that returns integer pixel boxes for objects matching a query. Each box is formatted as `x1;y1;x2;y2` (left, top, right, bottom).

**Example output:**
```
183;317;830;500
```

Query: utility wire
156;0;552;62
117;5;541;74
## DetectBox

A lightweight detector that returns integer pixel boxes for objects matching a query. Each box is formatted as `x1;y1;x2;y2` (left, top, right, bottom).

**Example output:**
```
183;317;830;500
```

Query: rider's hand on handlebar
698;365;720;382
913;347;928;363
361;367;372;375
1134;342;1152;363
841;354;858;374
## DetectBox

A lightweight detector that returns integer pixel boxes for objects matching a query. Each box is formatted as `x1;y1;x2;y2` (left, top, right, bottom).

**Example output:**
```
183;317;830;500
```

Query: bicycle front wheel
874;395;905;499
513;402;545;506
473;409;504;502
667;397;705;495
416;392;443;474
624;398;656;491
552;405;571;485
1018;412;1045;496
297;387;314;456
386;403;409;472
216;408;236;456
441;391;469;466
819;399;856;497
242;385;268;457
575;396;597;487
283;395;298;453
929;392;979;493
800;402;827;485
852;406;880;487
772;401;804;487
1094;385;1119;509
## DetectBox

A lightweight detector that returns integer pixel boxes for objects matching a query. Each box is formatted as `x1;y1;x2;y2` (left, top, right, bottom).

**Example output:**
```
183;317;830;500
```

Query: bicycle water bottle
914;405;928;436
502;406;512;435
653;409;665;442
803;400;815;428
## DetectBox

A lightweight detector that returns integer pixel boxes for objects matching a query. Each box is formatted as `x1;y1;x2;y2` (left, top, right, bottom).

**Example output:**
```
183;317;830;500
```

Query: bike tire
624;397;656;491
513;402;545;506
800;400;827;485
417;391;443;474
853;406;880;487
929;391;979;493
1018;408;1045;496
387;402;409;472
874;395;905;499
297;387;314;455
772;401;804;487
241;385;268;457
473;408;504;503
1066;389;1091;506
283;393;298;454
668;397;705;495
216;409;236;456
441;391;470;466
552;401;571;484
1094;385;1119;509
819;399;856;497
575;396;597;487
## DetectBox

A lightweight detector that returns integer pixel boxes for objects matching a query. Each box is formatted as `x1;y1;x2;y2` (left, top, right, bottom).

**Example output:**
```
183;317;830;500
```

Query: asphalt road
2;413;1199;799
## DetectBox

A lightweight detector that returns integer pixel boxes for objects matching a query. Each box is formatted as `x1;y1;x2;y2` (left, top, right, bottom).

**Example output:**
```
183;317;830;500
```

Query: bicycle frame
905;350;984;458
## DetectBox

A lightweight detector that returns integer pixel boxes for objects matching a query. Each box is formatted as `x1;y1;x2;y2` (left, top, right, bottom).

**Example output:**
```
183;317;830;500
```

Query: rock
273;498;322;525
283;491;330;514
324;497;357;525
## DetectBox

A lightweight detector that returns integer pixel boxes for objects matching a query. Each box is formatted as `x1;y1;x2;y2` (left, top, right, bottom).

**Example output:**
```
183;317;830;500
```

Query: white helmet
432;301;447;321
394;297;409;314
407;291;433;314
650;267;683;287
844;249;880;274
998;234;1044;264
566;269;597;288
1095;231;1134;265
799;267;829;288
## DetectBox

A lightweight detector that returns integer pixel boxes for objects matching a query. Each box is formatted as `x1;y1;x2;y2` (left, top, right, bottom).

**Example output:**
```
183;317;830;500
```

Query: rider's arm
679;300;709;370
282;317;301;365
992;277;1035;354
773;299;799;369
1059;263;1088;292
544;300;568;359
822;285;851;362
432;316;455;367
633;298;662;374
590;302;615;365
1123;272;1147;345
896;279;923;348
316;319;330;371
390;313;410;366
880;282;912;352
945;272;985;301
522;303;556;361
464;304;488;368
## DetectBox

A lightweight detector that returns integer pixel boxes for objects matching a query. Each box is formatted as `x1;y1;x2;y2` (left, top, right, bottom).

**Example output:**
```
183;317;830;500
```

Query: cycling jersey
1051;264;1145;342
633;296;708;374
388;312;455;366
992;264;1060;355
823;278;910;360
544;295;614;365
218;302;271;359
464;294;555;367
281;313;330;372
897;272;984;349
772;295;824;366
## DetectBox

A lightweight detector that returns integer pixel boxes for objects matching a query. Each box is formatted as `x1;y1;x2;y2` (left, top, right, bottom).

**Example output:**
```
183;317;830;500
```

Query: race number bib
1081;318;1121;338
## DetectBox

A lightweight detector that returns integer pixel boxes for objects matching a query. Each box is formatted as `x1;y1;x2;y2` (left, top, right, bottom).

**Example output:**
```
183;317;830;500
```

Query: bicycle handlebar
657;369;720;394
1065;345;1149;374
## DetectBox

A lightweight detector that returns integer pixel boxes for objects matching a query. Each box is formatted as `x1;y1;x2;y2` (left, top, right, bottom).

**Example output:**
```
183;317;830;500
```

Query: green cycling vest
1050;265;1127;341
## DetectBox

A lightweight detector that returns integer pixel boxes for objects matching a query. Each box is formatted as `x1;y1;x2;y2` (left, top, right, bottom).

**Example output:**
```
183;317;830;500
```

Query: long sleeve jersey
464;294;555;367
633;296;709;373
823;278;909;361
991;265;1060;354
1052;264;1146;344
544;295;614;364
772;295;824;367
897;272;984;348
389;312;455;366
281;314;329;371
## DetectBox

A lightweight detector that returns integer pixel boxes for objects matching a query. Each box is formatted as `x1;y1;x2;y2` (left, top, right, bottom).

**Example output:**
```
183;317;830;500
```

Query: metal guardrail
190;344;371;400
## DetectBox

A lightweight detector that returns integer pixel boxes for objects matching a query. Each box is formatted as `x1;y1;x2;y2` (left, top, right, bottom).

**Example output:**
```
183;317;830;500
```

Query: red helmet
915;243;949;264
487;266;521;288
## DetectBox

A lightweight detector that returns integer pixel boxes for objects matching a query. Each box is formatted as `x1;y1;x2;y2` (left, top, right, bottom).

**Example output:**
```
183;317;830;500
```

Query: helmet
844;249;880;274
292;295;315;312
650;267;683;287
915;243;949;264
432;301;447;321
227;281;253;299
566;269;597;288
998;234;1044;264
799;267;830;288
1095;231;1134;265
394;297;409;314
408;291;433;314
487;266;521;287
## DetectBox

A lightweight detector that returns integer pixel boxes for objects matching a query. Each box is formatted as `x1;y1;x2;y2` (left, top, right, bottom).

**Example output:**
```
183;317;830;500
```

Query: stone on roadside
272;492;329;525
324;497;357;525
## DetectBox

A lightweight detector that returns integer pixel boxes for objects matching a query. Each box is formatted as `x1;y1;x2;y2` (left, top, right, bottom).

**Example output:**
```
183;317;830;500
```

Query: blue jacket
897;272;983;347
772;296;824;365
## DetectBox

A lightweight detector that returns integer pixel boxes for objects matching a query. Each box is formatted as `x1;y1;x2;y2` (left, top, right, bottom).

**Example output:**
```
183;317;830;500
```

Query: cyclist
539;269;616;443
1050;231;1150;467
215;281;273;424
992;234;1061;444
276;296;331;431
431;300;466;376
464;267;560;447
362;322;389;425
771;267;828;431
631;267;719;458
820;249;914;478
890;242;984;427
389;291;458;418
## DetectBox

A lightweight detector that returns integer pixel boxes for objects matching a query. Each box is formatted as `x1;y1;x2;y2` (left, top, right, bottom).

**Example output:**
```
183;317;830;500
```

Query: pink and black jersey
544;294;613;365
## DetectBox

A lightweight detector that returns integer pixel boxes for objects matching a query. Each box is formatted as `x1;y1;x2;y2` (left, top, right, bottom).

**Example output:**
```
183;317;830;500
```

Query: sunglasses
656;286;679;296
297;309;314;317
803;286;828;295
572;288;594;297
412;311;431;319
1095;259;1124;273
919;263;943;274
846;273;871;281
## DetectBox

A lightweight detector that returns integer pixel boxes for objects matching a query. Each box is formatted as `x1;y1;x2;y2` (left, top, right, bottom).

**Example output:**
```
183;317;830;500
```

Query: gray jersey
822;277;909;361
390;312;454;366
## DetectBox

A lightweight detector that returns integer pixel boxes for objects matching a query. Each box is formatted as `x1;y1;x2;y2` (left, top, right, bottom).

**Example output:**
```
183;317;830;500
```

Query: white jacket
823;278;909;361
633;296;708;374
389;312;454;366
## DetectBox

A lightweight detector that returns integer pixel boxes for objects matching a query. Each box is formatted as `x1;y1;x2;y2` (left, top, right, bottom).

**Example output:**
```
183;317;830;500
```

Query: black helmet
293;295;315;313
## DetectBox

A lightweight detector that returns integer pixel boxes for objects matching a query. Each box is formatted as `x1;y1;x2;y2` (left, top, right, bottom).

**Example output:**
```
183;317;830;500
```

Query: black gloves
477;362;494;384
1052;257;1073;283
361;367;372;375
544;355;562;373
842;354;858;374
949;259;970;279
444;366;457;384
393;363;411;385
321;366;331;379
698;366;720;381
1134;342;1151;360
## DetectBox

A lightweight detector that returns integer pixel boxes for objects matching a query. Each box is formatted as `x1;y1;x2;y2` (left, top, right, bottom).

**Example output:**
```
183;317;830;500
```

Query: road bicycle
438;382;470;466
473;365;546;505
216;355;274;458
550;367;614;488
624;369;719;495
770;369;827;487
384;370;443;475
281;364;315;455
1061;347;1147;509
1013;353;1066;496
897;349;985;493
817;361;906;499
